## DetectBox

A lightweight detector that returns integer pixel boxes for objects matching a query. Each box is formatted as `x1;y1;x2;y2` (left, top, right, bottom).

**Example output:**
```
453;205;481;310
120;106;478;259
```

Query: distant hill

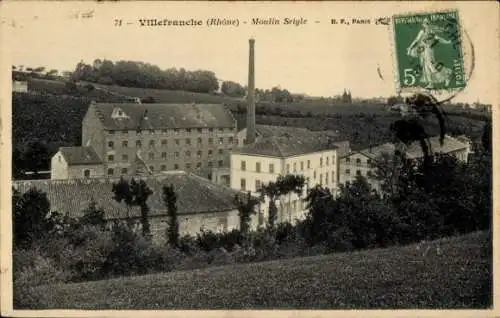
24;231;491;309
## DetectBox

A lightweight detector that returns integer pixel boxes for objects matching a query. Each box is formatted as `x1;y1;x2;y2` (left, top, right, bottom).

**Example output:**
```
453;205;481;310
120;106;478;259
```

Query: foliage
79;200;106;228
234;192;260;236
112;177;154;239
221;80;245;97
13;187;52;249
163;184;179;247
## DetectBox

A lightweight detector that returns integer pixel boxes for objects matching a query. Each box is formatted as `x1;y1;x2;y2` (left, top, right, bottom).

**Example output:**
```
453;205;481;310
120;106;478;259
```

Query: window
186;128;192;133
367;171;373;178
332;155;336;163
218;160;223;167
325;175;329;184
136;140;142;148
332;171;335;180
122;140;128;148
197;138;202;145
240;178;246;191
229;137;234;144
149;140;155;148
174;129;180;135
293;162;297;172
186;139;191;145
320;158;323;167
208;161;213;167
122;154;128;161
307;160;311;169
286;164;290;174
208;138;214;145
161;165;166;171
149;129;155;135
185;150;191;158
123;130;128;135
346;169;351;174
107;168;114;176
174;152;179;158
300;161;304;171
175;139;180;146
218;137;223;145
121;168;128;174
108;131;115;135
269;163;274;173
161;152;167;159
148;153;154;160
196;162;202;168
346;157;351;163
326;157;329;166
255;179;262;191
108;141;114;148
161;129;168;134
356;170;361;176
320;174;323;185
197;151;202;159
218;149;223;155
208;149;213;158
313;170;317;179
197;128;203;133
83;169;90;178
256;162;261;173
241;160;246;171
161;140;167;147
108;154;114;162
219;128;224;133
185;163;191;169
356;158;361;165
174;164;179;169
209;128;214;132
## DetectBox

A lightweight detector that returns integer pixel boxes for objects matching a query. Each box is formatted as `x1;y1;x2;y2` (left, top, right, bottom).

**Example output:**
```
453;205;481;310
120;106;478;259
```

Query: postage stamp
392;10;467;95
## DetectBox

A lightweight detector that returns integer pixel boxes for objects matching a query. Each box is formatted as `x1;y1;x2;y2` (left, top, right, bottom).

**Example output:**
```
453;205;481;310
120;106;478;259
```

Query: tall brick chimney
246;38;256;144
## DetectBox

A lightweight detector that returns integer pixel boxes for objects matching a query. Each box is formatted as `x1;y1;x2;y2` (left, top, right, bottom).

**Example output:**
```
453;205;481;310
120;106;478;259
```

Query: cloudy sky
1;1;498;105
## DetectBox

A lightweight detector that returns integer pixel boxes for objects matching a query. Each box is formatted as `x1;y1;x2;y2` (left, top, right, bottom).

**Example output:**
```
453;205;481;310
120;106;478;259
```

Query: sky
1;1;498;105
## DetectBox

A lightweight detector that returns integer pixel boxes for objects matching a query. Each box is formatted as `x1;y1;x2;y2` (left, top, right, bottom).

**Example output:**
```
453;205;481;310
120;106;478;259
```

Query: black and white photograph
1;1;497;316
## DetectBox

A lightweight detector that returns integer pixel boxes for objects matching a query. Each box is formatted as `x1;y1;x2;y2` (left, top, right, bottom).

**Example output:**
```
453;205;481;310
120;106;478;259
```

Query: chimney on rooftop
246;38;256;145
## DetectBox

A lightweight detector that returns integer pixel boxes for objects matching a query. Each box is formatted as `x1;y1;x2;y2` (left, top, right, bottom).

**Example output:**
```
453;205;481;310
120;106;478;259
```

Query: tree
112;177;153;239
13;187;51;248
234;192;260;236
163;184;179;247
80;200;106;228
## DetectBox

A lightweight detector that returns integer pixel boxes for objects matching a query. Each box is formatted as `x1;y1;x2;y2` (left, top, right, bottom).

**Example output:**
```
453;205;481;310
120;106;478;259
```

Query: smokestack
246;38;256;144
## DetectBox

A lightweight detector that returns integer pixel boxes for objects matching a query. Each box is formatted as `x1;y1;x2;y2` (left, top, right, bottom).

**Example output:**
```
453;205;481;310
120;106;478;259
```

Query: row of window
345;157;373;166
240;156;336;173
107;149;228;162
108;127;235;136
103;160;225;176
345;169;373;177
239;171;336;192
108;137;235;149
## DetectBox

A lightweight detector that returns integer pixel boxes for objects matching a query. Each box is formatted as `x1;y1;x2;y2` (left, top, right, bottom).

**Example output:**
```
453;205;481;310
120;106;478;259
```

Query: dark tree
13;187;51;248
234;192;260;236
22;141;50;177
112;177;153;239
163;184;179;247
80;199;106;228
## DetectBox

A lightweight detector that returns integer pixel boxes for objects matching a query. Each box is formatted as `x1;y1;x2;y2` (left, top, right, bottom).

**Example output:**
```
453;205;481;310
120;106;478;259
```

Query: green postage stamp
392;10;467;94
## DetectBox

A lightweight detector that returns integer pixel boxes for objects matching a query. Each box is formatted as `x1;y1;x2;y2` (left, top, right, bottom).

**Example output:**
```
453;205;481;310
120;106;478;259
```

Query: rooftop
13;171;247;220
58;147;103;165
232;134;337;158
90;102;236;130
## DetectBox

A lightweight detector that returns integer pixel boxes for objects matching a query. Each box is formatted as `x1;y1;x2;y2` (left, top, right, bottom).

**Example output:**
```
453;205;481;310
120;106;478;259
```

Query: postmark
391;10;472;100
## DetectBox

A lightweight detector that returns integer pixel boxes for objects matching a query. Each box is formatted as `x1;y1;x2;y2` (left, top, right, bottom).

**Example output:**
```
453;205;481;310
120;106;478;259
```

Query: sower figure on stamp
406;18;453;89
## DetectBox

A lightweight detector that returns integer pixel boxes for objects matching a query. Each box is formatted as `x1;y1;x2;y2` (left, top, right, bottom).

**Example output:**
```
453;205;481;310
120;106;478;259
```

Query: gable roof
13;171;247;220
89;102;236;130
232;134;337;158
58;147;103;165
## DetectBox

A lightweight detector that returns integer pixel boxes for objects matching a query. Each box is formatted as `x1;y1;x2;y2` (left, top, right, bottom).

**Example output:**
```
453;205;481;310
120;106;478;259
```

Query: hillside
24;231;491;309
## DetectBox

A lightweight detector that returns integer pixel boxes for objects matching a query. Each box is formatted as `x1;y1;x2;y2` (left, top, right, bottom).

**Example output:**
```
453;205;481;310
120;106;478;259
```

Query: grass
23;231;491;309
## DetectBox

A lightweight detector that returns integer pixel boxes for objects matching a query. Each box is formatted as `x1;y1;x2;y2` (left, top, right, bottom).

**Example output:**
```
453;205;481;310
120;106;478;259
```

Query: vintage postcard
0;1;498;317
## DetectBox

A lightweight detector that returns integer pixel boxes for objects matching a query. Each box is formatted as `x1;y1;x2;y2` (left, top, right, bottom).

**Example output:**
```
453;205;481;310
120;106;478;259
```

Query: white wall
50;151;69;180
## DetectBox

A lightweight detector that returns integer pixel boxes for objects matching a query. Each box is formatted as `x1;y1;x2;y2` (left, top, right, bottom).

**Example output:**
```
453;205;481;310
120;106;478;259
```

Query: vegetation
163;184;179;248
21;231;491;309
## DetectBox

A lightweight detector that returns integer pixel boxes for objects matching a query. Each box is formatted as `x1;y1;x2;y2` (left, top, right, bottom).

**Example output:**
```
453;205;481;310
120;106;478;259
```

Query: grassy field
23;231;491;309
